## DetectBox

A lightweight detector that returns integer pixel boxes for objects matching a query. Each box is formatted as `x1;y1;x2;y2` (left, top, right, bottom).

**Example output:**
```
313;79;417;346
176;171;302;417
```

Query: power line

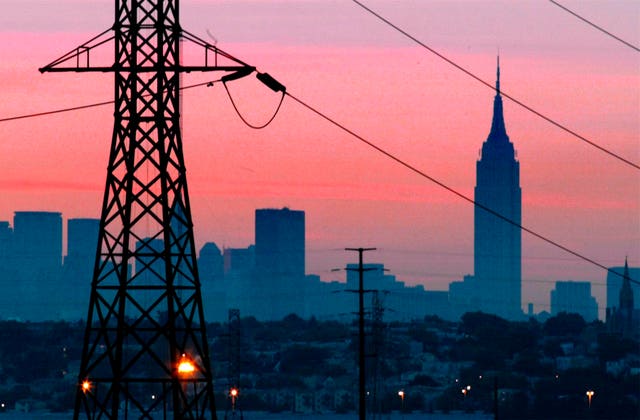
284;90;637;286
548;0;640;52
0;50;635;285
348;0;640;171
0;79;221;123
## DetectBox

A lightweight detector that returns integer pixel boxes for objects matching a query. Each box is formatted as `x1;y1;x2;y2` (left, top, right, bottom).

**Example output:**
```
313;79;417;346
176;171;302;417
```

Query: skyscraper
12;211;63;320
474;59;522;319
255;208;305;319
63;218;100;320
67;218;100;261
255;207;305;278
607;259;639;337
606;262;639;311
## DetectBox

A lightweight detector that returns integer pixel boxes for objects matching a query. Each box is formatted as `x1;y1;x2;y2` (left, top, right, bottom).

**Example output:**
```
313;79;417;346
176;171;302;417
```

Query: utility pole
494;376;499;420
40;1;253;418
225;308;243;419
346;247;376;420
370;290;387;420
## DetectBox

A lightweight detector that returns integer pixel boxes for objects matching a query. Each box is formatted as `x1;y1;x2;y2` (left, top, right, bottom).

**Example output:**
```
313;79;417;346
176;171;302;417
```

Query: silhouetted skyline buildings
551;281;598;322
0;67;635;325
0;207;635;326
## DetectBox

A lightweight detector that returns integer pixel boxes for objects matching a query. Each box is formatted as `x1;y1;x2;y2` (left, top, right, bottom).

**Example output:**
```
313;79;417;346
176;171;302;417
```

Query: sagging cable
222;72;286;129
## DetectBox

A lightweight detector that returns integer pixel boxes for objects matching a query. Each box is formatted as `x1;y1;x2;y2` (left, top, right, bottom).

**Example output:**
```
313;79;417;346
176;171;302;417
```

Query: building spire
487;56;507;141
496;55;500;95
620;256;634;311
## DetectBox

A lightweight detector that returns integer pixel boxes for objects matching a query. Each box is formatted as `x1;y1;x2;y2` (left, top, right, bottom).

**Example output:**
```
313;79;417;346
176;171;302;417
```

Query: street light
398;390;405;416
586;390;595;408
230;387;239;407
177;353;196;376
81;380;92;394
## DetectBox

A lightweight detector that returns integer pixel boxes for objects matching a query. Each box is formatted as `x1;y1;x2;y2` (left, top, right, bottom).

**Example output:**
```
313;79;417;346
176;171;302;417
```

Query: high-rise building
255;208;305;278
13;211;63;271
607;259;639;337
473;59;522;319
12;211;63;320
67;218;100;260
550;281;598;322
606;262;639;311
254;208;305;319
63;218;100;320
0;221;15;320
198;242;226;322
0;221;12;256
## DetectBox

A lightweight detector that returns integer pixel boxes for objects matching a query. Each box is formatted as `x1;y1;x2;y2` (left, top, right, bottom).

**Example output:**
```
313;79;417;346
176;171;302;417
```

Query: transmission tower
40;1;253;418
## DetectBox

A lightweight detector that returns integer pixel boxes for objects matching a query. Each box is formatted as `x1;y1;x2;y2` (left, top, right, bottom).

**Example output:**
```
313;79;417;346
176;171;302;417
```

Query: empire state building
474;58;522;319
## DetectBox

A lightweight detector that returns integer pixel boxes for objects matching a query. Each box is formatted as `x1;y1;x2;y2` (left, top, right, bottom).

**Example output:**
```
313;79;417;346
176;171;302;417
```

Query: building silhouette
606;261;639;312
62;218;100;320
11;211;63;320
255;208;305;278
473;58;522;319
198;242;226;321
254;208;305;319
607;259;639;337
550;281;598;322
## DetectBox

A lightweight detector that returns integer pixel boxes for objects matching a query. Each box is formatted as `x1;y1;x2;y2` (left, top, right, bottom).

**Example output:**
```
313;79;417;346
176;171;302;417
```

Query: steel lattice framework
41;1;253;418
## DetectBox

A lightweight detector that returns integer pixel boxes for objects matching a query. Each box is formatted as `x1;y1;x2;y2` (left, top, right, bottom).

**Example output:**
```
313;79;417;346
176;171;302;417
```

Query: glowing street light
81;380;92;394
230;387;239;409
177;353;196;376
586;390;595;408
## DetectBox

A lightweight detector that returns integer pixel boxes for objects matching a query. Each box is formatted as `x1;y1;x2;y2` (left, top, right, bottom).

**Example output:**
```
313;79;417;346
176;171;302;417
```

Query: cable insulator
256;72;286;93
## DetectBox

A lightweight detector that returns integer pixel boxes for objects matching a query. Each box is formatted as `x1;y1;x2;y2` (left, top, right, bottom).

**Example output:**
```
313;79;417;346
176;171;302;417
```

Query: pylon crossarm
39;28;115;73
40;26;254;74
179;29;253;68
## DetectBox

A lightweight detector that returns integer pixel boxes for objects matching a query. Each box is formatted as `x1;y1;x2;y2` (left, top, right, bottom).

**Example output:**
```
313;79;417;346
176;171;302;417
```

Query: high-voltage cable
283;90;638;285
0;79;222;123
349;0;640;171
548;0;640;52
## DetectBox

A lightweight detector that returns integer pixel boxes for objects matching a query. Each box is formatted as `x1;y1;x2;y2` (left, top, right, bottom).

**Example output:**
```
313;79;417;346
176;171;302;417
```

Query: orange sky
0;1;638;316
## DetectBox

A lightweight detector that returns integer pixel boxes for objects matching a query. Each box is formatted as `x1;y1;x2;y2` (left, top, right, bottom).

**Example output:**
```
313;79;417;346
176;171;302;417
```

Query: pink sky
0;0;638;316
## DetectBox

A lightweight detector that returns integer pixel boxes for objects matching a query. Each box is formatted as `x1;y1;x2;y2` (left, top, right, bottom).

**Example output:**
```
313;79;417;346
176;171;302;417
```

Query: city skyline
0;206;631;322
0;0;638;316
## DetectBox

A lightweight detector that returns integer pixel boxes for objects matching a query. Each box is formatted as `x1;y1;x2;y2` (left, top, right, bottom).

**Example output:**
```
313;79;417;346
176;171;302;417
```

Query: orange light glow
230;388;239;398
178;354;196;375
82;380;91;393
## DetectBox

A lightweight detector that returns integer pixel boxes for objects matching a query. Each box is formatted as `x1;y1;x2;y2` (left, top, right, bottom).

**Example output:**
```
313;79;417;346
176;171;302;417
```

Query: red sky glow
0;0;638;317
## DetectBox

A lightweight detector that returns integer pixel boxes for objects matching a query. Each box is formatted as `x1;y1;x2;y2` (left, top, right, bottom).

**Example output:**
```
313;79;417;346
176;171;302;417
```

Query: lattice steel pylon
40;1;253;418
